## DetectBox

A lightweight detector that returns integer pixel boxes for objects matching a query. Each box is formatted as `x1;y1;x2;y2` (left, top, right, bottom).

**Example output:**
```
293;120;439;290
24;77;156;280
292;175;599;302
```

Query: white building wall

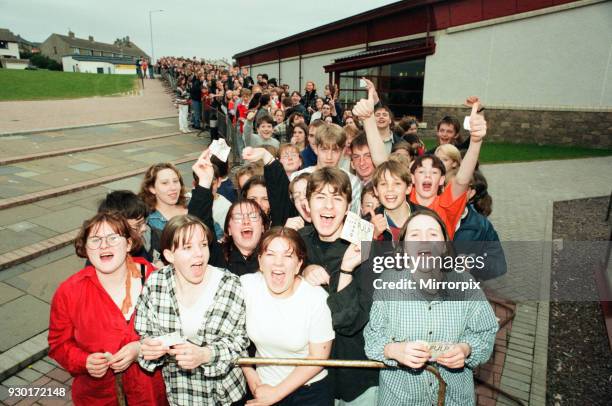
250;47;365;93
423;1;612;109
62;56;135;74
4;61;27;69
279;58;299;92
0;42;20;59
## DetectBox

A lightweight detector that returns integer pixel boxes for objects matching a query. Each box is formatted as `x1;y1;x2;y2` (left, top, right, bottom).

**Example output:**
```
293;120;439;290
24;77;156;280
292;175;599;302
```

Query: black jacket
298;227;379;401
454;204;507;281
189;78;202;101
187;186;259;276
300;90;318;111
264;159;298;226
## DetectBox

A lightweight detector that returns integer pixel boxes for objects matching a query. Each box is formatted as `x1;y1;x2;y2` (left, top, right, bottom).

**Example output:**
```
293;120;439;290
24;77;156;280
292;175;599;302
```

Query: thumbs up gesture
352;78;376;120
465;96;487;143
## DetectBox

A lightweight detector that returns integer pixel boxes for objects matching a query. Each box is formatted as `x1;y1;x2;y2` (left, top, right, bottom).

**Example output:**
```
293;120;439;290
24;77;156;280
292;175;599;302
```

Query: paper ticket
102;352;112;361
463;116;471;131
156;332;186;347
209;139;231;162
427;341;455;359
341;212;374;246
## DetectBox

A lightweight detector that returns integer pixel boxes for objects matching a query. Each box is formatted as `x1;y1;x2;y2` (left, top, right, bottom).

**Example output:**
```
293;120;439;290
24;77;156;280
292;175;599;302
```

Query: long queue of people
47;59;507;406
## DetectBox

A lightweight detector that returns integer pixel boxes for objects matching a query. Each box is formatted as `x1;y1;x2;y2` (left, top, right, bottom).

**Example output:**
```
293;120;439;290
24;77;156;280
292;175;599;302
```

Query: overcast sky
2;0;399;60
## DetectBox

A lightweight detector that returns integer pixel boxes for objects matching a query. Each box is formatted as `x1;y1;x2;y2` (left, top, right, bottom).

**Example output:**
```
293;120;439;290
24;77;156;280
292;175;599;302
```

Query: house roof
51;33;148;58
65;55;136;64
0;28;20;43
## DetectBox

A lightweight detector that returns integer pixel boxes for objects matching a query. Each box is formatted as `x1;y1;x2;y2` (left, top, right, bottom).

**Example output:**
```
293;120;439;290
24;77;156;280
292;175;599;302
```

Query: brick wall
421;106;612;149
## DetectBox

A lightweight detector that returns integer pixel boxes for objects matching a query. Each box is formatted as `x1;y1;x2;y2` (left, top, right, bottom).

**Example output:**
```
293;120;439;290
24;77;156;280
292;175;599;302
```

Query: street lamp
149;9;163;63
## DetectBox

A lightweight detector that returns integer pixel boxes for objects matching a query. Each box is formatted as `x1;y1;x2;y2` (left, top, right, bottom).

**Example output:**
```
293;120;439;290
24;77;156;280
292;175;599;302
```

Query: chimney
88;35;94;41
68;30;75;38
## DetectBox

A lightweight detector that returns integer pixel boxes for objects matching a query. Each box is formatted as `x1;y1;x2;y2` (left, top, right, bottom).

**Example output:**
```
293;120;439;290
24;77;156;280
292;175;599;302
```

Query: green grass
422;138;612;164
0;69;138;101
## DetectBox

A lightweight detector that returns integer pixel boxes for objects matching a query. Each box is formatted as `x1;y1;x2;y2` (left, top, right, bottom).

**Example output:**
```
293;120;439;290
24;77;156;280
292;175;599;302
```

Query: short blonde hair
435;144;462;167
314;123;346;149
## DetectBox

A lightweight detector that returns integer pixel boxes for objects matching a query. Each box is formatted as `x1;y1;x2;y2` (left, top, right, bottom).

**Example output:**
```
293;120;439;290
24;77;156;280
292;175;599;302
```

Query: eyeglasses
230;213;261;223
86;234;125;249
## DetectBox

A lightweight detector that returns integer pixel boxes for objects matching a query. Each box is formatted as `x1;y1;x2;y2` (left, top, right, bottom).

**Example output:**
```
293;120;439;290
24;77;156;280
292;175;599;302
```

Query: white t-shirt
178;266;223;339
240;272;335;387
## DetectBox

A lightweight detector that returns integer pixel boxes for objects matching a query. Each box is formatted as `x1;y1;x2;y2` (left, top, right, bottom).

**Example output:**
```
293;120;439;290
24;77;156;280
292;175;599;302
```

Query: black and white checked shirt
135;265;248;405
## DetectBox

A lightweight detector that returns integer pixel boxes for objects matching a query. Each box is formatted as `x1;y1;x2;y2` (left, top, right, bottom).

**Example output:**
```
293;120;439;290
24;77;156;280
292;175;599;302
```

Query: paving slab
28;207;94;234
0;283;24;305
0;296;50;352
5;255;82;303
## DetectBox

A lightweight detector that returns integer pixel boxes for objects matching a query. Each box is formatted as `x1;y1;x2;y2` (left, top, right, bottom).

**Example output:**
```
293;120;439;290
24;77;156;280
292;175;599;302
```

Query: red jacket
48;257;167;406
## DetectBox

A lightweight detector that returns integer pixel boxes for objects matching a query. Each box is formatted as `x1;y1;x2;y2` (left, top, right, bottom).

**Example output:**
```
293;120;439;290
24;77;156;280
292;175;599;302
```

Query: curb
0;332;48;383
0;155;197;211
0;115;177;137
0;230;78;271
0;131;182;166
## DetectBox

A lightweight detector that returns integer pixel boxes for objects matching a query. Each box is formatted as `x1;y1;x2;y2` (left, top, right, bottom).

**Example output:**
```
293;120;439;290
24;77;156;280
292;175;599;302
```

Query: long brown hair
138;163;187;211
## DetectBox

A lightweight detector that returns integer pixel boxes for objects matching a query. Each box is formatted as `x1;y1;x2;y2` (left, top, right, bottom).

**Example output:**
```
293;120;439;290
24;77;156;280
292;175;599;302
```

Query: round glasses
230;213;261;223
86;234;125;250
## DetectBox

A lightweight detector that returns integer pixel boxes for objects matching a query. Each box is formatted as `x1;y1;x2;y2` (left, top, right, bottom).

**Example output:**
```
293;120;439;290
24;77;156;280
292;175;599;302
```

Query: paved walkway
0;150;610;404
0;79;176;134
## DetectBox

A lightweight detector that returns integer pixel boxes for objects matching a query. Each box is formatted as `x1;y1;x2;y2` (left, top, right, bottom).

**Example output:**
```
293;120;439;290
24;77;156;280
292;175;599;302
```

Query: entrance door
338;58;425;119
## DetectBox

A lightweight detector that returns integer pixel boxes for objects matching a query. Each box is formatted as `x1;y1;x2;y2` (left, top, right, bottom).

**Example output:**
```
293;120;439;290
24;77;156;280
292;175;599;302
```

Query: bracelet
477;107;485;113
339;270;353;275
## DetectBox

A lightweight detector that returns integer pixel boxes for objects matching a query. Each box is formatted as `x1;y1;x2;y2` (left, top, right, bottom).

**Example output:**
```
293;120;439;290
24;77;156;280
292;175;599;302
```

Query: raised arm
187;149;225;267
452;97;487;199
352;79;388;166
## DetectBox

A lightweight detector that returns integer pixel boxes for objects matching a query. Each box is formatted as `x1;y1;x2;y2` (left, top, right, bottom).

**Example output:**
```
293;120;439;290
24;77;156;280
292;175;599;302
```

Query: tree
29;54;62;71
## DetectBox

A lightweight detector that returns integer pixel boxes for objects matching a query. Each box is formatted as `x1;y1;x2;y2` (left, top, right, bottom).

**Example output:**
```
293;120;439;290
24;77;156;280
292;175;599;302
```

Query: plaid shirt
364;271;498;406
134;265;248;405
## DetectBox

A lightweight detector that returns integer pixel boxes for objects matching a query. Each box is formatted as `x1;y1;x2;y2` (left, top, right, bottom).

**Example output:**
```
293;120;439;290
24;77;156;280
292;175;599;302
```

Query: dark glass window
338;59;425;119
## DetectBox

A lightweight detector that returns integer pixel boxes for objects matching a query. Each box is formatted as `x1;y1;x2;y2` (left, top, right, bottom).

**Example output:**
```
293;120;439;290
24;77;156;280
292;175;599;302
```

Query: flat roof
232;0;445;59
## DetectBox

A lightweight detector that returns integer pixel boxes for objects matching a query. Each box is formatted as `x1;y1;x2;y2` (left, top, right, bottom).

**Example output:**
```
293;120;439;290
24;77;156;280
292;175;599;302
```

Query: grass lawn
422;138;612;164
0;69;138;101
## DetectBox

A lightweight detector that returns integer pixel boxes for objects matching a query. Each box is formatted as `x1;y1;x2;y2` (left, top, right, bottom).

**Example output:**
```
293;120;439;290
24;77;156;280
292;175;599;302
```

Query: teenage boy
290;123;362;213
97;190;154;262
355;90;487;240
300;167;378;405
244;113;281;149
425;115;471;154
368;161;428;241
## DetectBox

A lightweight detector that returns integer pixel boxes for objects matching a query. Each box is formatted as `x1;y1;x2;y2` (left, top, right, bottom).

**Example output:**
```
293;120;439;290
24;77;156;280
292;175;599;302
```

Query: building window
53;46;57;54
73;47;80;54
338;59;426;119
97;51;102;56
0;41;8;49
89;49;94;56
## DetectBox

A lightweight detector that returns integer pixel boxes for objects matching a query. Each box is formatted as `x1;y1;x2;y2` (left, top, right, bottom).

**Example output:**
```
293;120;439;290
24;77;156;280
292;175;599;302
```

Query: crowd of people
47;56;507;406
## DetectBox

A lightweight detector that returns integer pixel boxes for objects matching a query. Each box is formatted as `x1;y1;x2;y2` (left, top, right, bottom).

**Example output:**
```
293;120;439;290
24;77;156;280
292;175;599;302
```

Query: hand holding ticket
156;332;186;347
426;341;455;360
209;139;231;162
341;212;374;246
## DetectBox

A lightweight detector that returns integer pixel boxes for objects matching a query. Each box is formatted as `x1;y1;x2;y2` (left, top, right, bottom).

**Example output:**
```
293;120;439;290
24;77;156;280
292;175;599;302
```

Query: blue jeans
191;100;202;128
